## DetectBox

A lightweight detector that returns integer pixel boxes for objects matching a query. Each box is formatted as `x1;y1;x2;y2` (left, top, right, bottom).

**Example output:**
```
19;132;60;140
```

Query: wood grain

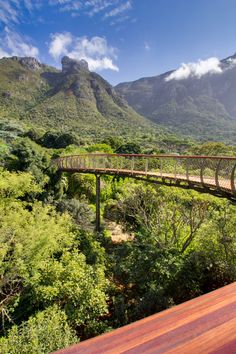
55;282;236;354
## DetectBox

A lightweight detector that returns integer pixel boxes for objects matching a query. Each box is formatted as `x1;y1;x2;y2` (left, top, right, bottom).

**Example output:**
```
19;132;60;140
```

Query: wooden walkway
55;282;236;354
54;154;236;201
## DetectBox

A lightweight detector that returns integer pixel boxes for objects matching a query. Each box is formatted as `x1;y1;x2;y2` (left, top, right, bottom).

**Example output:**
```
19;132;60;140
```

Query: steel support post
215;159;222;191
186;158;189;182
200;159;204;185
231;164;236;197
96;175;101;232
174;159;177;180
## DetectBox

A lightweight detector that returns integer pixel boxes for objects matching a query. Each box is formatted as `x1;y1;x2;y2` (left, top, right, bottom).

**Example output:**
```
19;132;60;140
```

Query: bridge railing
54;154;236;198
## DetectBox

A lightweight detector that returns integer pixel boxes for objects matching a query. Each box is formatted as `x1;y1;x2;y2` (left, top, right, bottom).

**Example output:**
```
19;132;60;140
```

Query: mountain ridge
116;53;236;144
0;55;163;141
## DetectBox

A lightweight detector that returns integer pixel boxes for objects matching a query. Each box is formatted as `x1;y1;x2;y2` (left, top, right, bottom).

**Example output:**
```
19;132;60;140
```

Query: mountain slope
0;56;162;139
116;54;236;143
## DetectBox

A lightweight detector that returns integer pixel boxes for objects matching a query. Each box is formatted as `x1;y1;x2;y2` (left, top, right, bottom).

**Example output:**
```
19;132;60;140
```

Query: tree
0;306;78;354
115;142;141;154
0;170;108;338
68;173;96;202
24;128;43;143
0;169;41;198
56;198;94;229
106;183;236;325
193;142;233;156
87;143;113;154
108;184;211;252
41;131;79;149
7;138;50;186
102;136;124;150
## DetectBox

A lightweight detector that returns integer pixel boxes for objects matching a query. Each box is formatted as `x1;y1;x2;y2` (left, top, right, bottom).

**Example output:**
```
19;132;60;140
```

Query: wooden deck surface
60;167;233;193
55;282;236;354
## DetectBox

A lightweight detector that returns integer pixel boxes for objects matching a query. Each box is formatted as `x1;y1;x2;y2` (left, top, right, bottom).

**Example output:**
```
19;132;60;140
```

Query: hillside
0;56;162;140
116;53;236;143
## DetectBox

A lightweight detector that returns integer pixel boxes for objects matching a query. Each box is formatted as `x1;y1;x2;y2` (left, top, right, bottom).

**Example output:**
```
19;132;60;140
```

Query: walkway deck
54;154;236;201
56;282;236;354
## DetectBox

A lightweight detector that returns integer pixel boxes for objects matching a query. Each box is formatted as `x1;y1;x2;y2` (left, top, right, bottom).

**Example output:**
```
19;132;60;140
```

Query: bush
41;131;79;149
115;142;141;154
7;138;50;185
0;306;78;354
0;171;108;338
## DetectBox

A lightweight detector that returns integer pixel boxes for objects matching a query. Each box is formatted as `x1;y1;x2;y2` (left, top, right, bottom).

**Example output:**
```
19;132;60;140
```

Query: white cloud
49;0;132;24
165;57;222;81
49;0;72;4
85;0;114;17
0;0;132;26
58;1;81;12
227;58;236;66
110;14;130;26
24;0;33;12
81;57;118;71
0;0;42;24
0;0;20;24
49;33;119;72
0;27;39;58
49;32;72;59
104;0;131;18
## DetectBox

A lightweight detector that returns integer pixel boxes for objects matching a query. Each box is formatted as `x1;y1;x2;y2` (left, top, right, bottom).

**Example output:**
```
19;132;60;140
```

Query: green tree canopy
115;142;141;154
0;170;108;341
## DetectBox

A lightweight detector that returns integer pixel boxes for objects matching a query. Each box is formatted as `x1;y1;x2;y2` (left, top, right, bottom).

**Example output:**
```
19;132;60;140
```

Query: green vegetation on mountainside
116;53;236;143
0;56;164;141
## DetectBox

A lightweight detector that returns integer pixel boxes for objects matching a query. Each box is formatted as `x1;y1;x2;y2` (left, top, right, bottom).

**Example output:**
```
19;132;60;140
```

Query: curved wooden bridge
54;153;236;201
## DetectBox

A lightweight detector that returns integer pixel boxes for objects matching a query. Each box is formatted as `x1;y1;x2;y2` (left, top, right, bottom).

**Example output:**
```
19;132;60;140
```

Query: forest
0;124;236;353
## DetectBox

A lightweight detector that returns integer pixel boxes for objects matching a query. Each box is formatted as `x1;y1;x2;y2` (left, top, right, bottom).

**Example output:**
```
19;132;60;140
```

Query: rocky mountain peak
229;52;236;60
61;56;89;74
11;56;42;70
221;52;236;66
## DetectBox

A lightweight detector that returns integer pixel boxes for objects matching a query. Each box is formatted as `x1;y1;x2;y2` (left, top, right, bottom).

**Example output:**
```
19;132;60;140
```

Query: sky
0;0;236;85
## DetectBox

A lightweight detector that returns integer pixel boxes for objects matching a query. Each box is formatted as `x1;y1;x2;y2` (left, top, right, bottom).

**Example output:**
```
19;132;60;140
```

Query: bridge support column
96;175;101;232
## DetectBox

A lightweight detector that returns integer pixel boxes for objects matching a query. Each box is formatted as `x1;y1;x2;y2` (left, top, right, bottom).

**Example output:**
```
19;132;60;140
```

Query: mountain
116;53;236;143
0;56;162;140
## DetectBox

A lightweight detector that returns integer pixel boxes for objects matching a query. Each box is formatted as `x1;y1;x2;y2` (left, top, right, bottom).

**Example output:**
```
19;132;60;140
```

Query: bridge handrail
53;154;236;201
54;153;236;160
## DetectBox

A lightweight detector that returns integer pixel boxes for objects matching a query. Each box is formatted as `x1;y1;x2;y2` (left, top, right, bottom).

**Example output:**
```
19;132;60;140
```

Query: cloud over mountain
165;57;222;81
49;32;73;59
227;58;236;66
49;32;119;71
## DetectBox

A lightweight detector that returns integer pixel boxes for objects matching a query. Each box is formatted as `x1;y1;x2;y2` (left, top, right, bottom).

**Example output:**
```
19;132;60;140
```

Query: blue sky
0;0;236;85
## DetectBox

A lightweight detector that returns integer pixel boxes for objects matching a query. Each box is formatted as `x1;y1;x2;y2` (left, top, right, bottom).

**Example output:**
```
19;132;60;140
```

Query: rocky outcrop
0;55;154;137
61;56;89;74
12;56;42;71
